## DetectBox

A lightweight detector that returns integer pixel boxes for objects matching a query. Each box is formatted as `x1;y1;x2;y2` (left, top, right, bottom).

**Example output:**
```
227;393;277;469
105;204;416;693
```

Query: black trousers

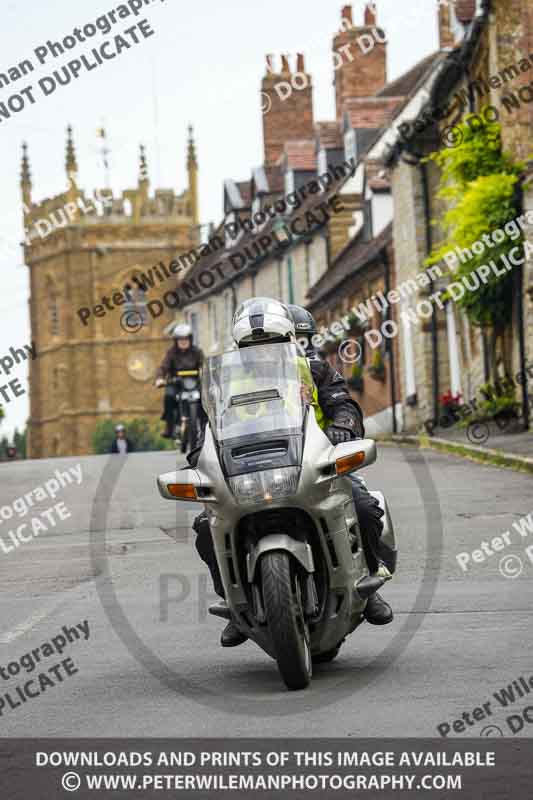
348;474;384;575
193;476;386;599
161;385;176;423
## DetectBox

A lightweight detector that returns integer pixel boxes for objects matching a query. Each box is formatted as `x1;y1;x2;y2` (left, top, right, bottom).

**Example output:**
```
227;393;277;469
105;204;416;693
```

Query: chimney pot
265;54;275;74
281;54;290;73
341;5;353;24
297;53;305;73
364;2;377;26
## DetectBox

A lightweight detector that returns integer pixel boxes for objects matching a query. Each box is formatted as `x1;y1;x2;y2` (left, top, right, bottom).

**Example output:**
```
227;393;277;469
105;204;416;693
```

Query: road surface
0;445;532;738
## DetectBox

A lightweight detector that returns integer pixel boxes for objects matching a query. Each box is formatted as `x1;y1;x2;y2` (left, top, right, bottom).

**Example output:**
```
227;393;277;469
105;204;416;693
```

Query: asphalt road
0;445;532;738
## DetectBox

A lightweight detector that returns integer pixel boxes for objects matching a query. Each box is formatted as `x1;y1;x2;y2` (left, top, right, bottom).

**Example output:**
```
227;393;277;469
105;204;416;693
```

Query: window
124;284;148;326
209;299;219;347
188;311;199;345
47;279;60;337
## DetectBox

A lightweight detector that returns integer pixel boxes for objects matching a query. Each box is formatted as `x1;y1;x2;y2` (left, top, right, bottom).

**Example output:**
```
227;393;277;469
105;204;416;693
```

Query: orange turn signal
336;451;365;475
167;483;198;500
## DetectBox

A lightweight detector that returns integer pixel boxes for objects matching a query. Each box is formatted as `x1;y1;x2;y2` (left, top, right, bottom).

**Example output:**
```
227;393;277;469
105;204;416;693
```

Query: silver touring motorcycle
158;342;397;690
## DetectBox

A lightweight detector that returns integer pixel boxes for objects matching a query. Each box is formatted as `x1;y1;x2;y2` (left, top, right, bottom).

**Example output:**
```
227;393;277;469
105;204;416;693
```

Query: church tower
24;127;200;458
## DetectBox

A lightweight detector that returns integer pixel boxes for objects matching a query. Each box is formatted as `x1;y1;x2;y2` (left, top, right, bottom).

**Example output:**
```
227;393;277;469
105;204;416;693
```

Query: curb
376;433;533;475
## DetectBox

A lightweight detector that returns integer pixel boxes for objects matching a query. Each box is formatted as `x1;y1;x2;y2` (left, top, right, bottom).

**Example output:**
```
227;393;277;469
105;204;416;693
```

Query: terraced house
179;0;533;437
382;0;533;432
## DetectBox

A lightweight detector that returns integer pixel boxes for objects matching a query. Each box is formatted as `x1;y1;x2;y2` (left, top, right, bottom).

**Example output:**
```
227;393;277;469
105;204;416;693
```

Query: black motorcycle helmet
288;304;319;358
288;304;317;340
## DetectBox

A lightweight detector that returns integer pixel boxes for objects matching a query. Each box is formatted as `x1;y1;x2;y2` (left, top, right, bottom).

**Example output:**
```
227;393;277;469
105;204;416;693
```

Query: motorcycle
157;342;397;690
161;370;202;453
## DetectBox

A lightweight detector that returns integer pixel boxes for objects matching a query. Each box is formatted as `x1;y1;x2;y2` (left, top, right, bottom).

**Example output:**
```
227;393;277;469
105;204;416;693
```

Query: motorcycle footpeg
354;575;386;599
208;602;232;620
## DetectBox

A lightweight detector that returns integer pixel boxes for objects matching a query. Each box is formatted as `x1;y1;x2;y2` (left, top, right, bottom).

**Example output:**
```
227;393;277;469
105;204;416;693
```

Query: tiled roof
181;163;354;302
377;51;442;99
281;140;317;171
315;121;342;149
262;165;285;193
307;222;393;308
343;96;404;130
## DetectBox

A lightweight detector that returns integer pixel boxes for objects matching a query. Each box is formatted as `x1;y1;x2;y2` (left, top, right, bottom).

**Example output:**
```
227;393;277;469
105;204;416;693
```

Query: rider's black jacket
187;352;364;467
156;343;203;380
307;352;365;439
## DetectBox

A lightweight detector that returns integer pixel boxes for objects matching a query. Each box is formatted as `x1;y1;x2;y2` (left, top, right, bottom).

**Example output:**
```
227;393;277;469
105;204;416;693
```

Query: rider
288;304;395;585
155;322;204;439
193;298;393;648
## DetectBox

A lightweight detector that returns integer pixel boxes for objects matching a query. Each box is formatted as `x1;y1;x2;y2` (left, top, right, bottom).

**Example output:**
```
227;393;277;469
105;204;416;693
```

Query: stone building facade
23;128;200;458
384;0;533;432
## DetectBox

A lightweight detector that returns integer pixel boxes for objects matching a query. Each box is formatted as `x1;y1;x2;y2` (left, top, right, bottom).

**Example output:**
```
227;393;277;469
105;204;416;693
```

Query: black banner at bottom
0;738;532;799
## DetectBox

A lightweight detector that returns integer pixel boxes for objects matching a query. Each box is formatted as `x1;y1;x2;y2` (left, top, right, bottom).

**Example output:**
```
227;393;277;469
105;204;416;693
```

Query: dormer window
225;211;243;247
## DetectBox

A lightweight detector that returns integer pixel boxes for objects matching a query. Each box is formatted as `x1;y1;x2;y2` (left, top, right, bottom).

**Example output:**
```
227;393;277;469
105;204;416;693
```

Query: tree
92;418;175;454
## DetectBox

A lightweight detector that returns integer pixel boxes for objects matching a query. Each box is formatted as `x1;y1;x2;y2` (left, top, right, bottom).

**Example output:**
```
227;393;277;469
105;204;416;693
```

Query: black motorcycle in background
161;370;203;453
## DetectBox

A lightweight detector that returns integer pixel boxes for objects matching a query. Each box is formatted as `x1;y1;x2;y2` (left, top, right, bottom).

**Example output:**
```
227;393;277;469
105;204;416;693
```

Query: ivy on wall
425;112;526;331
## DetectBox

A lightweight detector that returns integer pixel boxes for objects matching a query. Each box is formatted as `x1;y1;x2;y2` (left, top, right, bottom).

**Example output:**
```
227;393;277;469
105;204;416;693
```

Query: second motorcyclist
155;322;204;439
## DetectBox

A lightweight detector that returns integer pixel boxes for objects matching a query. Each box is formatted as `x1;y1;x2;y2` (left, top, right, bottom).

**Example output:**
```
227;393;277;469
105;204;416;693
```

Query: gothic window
47;279;60;337
124;283;148;326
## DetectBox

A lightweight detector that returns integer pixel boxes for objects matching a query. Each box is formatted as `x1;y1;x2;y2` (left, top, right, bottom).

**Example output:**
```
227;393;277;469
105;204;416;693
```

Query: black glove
325;425;353;445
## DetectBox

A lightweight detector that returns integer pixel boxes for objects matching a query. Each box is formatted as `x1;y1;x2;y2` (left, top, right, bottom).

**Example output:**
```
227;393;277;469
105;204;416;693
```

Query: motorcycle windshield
202;343;312;443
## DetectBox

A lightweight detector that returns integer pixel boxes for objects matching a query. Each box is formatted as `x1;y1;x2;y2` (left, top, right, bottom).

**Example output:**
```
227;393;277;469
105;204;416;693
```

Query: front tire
261;551;312;691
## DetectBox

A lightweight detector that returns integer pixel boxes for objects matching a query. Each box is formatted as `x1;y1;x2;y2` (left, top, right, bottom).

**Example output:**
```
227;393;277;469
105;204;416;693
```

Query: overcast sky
0;0;440;437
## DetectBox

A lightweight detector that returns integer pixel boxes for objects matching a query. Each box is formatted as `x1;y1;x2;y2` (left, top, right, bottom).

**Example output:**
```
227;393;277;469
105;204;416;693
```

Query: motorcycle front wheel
261;551;312;691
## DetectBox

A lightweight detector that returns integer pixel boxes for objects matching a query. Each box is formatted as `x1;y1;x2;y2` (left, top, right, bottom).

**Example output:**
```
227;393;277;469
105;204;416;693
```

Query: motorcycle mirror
157;469;206;502
333;438;377;475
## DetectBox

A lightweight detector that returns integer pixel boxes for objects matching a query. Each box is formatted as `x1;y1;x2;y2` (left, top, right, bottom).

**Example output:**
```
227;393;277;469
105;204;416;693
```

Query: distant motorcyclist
192;298;393;649
110;424;135;454
155;323;204;439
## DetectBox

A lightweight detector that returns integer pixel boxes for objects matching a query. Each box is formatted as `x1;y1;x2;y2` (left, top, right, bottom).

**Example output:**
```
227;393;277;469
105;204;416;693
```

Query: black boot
221;620;248;648
364;592;393;625
162;421;174;439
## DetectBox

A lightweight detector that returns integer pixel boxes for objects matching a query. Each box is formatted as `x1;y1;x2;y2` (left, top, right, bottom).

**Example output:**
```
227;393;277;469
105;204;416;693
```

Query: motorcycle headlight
183;377;196;390
229;467;300;506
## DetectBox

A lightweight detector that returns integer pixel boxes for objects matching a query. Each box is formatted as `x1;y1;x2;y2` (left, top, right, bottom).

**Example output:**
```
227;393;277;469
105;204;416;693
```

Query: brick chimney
438;3;456;49
261;54;314;167
333;3;388;121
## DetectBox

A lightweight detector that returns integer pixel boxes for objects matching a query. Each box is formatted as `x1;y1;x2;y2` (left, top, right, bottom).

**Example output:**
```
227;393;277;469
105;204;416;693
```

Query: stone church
22;126;200;458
